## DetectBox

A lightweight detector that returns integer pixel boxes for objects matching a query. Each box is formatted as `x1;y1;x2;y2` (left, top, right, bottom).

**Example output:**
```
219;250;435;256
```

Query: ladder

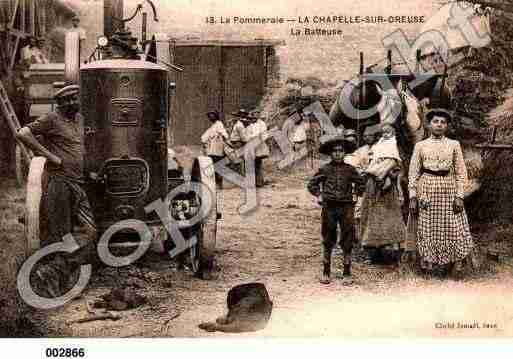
0;79;33;163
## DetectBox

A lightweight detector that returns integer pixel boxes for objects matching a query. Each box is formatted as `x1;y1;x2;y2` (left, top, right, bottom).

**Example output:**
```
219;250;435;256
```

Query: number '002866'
45;348;85;357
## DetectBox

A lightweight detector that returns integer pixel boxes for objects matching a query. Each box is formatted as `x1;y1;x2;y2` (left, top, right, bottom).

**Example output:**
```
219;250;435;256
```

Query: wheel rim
25;157;47;257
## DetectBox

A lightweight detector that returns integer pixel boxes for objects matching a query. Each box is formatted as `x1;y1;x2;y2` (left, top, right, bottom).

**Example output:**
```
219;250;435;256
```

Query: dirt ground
35;164;513;338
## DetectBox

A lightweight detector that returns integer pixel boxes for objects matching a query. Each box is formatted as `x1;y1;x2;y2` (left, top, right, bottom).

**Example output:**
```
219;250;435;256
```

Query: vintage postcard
1;0;513;351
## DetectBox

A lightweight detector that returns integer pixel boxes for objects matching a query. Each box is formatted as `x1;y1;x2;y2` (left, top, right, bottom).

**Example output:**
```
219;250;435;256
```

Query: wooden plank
0;30;9;74
8;28;28;37
218;46;224;120
0;79;32;162
9;33;20;71
20;0;24;33
9;0;19;29
30;0;35;35
40;2;46;35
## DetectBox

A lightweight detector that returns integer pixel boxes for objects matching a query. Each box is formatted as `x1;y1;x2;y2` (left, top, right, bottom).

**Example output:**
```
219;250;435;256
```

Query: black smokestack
104;0;124;37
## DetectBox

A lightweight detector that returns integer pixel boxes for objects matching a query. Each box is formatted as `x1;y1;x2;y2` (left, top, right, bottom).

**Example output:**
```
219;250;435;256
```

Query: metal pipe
142;12;147;44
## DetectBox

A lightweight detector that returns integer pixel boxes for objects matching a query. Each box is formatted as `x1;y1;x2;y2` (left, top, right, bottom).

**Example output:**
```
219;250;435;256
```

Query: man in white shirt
245;114;270;187
201;110;229;188
283;105;309;150
282;106;314;170
230;109;269;187
229;109;253;177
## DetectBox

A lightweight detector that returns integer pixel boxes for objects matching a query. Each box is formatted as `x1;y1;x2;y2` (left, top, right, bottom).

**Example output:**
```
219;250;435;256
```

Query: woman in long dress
408;109;474;277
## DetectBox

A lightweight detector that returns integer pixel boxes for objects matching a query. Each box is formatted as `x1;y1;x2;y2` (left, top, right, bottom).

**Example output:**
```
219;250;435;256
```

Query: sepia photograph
1;0;513;346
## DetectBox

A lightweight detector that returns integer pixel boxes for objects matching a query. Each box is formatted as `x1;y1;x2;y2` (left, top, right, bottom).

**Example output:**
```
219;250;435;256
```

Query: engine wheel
190;156;218;279
25;156;48;257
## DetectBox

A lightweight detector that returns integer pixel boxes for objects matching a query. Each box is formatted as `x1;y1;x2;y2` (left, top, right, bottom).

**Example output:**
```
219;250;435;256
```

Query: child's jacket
307;161;365;203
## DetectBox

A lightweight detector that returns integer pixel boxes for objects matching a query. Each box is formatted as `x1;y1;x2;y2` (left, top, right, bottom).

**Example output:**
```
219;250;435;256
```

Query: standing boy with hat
307;135;365;284
16;84;97;297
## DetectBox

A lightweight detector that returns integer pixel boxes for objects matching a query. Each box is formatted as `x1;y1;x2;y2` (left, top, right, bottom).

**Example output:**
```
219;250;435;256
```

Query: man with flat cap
17;84;97;297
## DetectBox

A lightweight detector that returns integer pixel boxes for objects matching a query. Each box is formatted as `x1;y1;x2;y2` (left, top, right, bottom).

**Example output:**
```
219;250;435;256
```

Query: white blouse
408;136;468;199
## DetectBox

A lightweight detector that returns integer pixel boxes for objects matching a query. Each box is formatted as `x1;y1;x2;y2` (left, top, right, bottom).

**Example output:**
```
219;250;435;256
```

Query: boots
341;255;354;286
319;247;331;284
450;260;464;281
319;262;331;284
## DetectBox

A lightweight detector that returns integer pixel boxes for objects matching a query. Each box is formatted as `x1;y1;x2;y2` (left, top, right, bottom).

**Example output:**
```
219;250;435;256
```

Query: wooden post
9;34;20;71
358;51;364;148
9;0;19;29
29;0;35;36
20;0;25;33
219;46;225;121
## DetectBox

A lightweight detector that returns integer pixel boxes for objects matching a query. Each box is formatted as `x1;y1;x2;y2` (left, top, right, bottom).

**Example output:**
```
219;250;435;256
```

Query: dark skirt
360;178;406;248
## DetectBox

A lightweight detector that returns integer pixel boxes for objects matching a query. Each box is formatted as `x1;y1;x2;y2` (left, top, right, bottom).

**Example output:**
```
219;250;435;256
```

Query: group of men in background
201;108;270;189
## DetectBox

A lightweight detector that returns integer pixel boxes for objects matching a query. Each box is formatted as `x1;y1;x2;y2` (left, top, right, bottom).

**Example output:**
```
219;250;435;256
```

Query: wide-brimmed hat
54;84;79;99
319;135;356;155
231;108;256;120
206;110;220;121
425;108;453;123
